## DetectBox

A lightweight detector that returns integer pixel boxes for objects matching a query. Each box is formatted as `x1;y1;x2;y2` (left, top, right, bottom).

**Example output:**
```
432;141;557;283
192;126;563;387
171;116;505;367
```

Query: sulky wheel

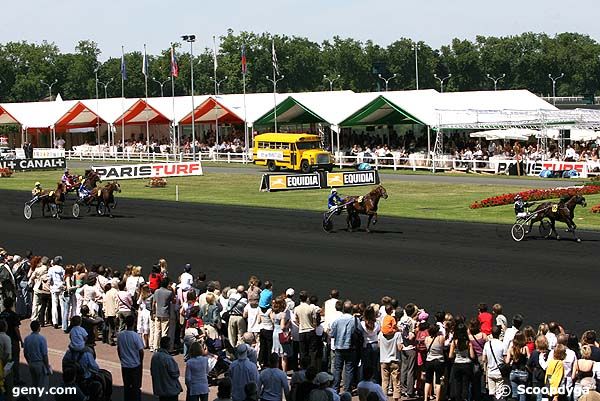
72;203;80;218
97;201;106;216
23;204;32;220
511;223;526;242
538;219;552;239
322;213;334;232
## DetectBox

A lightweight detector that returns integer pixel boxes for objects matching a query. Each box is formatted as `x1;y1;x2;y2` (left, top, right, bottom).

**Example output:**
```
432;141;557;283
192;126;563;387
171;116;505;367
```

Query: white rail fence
64;150;600;177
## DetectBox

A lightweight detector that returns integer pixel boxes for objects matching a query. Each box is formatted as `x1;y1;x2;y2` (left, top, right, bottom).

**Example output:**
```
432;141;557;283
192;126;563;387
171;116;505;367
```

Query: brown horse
40;182;66;218
528;194;587;242
91;181;121;217
343;185;388;232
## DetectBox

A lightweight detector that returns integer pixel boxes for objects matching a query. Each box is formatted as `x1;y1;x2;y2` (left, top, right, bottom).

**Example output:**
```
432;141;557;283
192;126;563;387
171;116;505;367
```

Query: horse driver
78;180;92;201
61;169;75;188
31;182;44;203
328;188;343;211
514;194;530;218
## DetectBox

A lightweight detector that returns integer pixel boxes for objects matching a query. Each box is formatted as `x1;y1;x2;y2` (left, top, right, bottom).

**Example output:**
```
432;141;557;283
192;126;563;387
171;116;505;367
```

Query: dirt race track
1;189;598;333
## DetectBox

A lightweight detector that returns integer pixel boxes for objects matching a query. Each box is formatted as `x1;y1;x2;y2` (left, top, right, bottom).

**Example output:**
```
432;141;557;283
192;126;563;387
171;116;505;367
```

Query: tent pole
427;125;431;162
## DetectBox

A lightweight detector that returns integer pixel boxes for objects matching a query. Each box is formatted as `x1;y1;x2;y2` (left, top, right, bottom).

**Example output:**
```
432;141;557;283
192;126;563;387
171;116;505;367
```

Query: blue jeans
60;293;74;331
334;348;357;392
510;369;528;401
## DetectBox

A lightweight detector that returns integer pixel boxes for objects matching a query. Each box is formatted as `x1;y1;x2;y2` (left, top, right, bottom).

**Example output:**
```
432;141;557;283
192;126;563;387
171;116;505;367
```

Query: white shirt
244;304;260;333
47;265;65;293
503;327;518;354
179;272;194;291
125;276;144;297
546;332;558;350
483;338;505;378
323;298;339;330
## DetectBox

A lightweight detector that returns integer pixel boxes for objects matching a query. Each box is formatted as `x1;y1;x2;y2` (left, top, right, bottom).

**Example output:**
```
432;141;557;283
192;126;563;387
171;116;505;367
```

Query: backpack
350;317;364;351
148;273;162;292
415;329;428;352
62;350;86;384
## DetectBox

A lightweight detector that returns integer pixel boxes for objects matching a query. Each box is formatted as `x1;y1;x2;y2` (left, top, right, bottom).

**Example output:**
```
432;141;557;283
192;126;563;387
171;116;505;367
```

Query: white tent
469;128;539;140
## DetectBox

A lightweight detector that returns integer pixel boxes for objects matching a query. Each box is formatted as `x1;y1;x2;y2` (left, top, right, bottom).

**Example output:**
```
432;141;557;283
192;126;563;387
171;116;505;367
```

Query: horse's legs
366;214;373;232
372;212;378;226
566;218;580;242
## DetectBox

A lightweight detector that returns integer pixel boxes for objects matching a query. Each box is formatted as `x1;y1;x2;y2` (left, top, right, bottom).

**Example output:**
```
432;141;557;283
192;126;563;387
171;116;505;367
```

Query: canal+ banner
260;170;380;192
92;161;203;180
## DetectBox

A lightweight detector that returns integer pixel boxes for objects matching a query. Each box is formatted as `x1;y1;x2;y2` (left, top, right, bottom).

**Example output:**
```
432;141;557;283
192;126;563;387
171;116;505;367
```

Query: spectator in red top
477;303;493;336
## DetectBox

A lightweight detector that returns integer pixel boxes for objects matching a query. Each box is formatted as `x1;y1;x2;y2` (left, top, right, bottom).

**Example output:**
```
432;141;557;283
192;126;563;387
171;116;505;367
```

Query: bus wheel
300;160;311;173
267;160;279;172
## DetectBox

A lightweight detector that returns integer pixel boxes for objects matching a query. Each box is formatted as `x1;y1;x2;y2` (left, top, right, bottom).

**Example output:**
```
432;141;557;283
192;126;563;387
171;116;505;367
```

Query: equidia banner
0;157;66;171
325;171;379;187
260;170;380;192
92;161;203;180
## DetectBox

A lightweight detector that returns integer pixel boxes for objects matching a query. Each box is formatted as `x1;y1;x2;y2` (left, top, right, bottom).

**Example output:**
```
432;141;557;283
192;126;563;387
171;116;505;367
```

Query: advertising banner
0;157;66;171
92;161;203;180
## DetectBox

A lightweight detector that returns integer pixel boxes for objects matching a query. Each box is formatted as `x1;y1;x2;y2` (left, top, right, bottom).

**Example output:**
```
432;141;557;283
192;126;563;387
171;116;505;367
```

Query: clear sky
3;0;598;58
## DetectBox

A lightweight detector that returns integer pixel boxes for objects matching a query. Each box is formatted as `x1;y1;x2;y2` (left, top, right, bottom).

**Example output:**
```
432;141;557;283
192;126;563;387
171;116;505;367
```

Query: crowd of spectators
0;247;599;401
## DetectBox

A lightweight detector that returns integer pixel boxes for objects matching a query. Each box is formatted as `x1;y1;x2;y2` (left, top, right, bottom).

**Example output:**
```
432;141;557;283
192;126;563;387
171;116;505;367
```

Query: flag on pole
271;39;279;76
120;49;127;80
213;36;218;74
170;46;179;78
142;44;148;76
241;44;247;75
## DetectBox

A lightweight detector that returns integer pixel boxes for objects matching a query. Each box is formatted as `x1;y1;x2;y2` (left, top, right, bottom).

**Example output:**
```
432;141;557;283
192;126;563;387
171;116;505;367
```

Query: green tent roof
254;96;327;125
339;95;426;127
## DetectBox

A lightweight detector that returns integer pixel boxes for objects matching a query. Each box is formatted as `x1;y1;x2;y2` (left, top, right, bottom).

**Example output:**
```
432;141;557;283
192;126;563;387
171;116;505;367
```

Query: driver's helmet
514;194;522;201
64;169;69;173
35;182;41;187
331;188;337;194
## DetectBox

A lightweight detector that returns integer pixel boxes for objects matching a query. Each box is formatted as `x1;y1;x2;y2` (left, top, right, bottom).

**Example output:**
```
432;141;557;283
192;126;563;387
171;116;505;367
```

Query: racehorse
40;182;66;218
82;169;101;190
91;181;121;217
528;194;587;242
343;185;388;232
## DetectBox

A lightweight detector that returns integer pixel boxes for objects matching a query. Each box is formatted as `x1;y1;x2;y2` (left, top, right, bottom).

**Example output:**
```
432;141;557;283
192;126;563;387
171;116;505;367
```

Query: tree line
0;30;599;103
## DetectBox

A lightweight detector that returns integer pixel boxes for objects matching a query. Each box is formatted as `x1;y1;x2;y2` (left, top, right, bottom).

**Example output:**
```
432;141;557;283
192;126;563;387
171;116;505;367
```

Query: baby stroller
205;335;233;384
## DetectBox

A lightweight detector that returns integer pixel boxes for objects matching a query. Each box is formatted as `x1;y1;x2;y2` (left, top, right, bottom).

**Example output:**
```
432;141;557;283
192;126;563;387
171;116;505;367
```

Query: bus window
296;141;320;150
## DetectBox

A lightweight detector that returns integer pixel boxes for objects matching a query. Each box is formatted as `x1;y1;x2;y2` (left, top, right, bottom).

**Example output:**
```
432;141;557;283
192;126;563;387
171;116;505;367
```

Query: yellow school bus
252;133;333;173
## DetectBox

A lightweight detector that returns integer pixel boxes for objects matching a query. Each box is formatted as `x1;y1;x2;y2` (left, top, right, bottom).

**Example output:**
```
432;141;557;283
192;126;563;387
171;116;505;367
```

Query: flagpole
171;44;177;155
242;45;249;156
143;44;150;155
273;62;278;134
121;46;125;154
213;35;219;158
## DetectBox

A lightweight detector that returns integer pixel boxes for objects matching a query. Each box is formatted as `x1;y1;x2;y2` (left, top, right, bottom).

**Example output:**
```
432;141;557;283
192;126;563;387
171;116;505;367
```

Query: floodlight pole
152;76;171;97
266;75;285;132
98;78;114;99
433;74;452;93
548;73;564;105
40;79;58;99
323;74;340;91
378;73;396;92
486;73;506;91
412;43;420;90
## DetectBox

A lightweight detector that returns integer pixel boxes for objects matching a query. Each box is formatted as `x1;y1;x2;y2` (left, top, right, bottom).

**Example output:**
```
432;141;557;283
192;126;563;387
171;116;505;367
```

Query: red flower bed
0;168;12;178
592;204;600;214
470;186;600;209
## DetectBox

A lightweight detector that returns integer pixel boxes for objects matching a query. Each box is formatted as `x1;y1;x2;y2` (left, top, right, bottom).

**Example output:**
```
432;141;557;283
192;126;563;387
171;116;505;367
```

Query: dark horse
528;194;587;242
82;169;101;191
90;181;121;217
40;182;66;218
343;185;388;232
